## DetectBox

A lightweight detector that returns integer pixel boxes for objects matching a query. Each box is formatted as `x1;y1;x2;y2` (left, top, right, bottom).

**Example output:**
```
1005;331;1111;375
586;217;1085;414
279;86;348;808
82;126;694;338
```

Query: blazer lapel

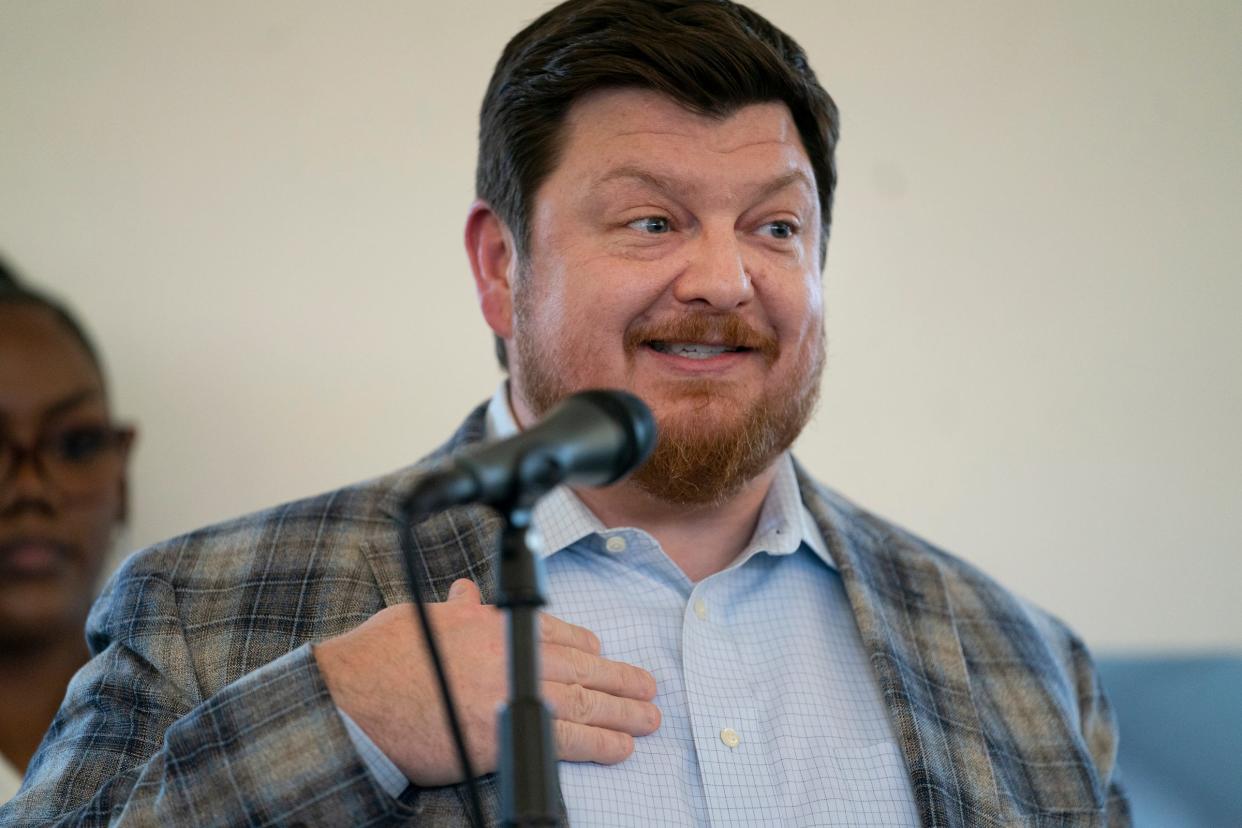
368;402;504;606
798;468;1011;828
363;500;503;607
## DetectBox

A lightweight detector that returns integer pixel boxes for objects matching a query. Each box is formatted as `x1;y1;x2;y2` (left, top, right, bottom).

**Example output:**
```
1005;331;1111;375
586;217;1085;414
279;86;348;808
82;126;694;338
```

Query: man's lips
625;314;780;364
647;340;753;359
0;538;74;577
640;342;756;374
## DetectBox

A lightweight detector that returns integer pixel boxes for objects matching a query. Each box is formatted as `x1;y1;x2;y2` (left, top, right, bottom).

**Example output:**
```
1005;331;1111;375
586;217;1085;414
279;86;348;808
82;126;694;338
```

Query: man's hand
314;578;660;787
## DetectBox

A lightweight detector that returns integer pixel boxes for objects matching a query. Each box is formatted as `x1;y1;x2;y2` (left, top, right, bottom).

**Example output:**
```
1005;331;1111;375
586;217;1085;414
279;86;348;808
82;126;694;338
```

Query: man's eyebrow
595;166;684;196
754;170;816;202
594;166;814;202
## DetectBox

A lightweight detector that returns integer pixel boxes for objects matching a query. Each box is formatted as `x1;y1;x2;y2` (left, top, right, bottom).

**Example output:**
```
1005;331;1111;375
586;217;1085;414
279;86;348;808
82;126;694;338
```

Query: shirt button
720;728;740;749
693;598;708;620
605;536;627;554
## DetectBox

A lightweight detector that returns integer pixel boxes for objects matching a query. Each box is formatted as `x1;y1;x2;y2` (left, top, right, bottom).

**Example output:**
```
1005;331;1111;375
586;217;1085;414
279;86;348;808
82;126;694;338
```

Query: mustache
624;314;780;362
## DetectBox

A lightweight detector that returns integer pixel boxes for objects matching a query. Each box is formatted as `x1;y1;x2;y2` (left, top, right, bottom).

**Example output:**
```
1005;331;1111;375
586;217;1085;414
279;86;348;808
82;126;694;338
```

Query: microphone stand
493;450;562;826
402;451;564;828
495;494;561;827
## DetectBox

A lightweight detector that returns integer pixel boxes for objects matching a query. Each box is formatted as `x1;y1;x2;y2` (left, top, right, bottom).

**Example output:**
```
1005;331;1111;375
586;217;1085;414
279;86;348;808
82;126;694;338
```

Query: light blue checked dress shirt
345;386;920;825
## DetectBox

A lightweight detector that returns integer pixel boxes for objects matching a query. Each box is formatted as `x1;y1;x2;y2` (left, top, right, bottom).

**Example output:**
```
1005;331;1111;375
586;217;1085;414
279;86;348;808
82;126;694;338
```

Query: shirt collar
483;381;520;442
483;382;833;570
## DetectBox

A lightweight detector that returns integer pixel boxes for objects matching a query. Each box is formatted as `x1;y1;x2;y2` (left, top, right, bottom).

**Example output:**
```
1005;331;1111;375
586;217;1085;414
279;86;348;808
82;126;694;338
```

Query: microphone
404;389;657;514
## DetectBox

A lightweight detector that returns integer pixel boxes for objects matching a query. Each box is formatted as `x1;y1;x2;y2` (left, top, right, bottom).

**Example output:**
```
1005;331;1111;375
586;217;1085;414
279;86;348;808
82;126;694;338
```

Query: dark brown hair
476;0;840;368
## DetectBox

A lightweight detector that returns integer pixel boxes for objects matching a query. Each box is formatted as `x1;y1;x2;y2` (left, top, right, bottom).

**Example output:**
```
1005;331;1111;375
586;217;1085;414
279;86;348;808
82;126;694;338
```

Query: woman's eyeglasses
0;424;134;498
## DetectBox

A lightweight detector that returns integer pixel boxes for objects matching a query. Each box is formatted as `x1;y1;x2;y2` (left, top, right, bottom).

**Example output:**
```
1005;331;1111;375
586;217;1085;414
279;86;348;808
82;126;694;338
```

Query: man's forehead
563;88;801;151
553;88;815;193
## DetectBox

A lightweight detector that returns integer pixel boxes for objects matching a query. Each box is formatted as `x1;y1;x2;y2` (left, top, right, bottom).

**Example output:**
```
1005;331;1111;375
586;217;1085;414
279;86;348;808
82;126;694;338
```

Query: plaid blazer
1;403;1128;826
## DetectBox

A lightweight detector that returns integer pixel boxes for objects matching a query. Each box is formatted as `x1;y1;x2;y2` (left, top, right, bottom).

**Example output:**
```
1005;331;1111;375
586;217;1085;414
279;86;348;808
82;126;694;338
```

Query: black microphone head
564;389;657;485
408;388;660;514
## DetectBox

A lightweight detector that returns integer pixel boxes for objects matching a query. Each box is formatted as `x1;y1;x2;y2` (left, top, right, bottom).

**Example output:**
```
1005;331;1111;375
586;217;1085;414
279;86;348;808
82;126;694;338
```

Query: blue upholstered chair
1096;654;1242;827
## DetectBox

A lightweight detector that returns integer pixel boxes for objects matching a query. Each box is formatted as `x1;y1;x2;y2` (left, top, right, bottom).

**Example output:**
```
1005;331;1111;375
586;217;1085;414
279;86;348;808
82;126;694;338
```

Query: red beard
515;309;824;506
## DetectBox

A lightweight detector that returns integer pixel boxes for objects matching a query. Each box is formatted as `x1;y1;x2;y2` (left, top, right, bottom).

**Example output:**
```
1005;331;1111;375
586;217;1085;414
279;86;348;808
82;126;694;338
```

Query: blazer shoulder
114;399;493;593
114;468;399;587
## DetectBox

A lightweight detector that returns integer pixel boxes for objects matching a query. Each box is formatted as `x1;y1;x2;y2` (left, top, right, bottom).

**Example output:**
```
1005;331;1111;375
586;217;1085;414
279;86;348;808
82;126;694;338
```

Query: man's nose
671;228;755;311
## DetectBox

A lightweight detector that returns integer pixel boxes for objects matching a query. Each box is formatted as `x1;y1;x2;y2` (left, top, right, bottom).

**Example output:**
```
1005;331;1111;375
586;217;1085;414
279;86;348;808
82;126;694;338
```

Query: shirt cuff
337;706;410;799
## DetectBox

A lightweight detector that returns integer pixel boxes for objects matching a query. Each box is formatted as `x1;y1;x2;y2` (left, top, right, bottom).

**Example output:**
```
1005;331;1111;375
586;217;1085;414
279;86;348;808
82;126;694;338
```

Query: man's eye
628;216;672;234
53;427;109;464
763;221;797;240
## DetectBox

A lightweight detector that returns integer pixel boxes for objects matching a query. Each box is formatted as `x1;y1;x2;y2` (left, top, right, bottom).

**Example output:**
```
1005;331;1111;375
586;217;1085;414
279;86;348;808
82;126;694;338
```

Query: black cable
398;505;486;828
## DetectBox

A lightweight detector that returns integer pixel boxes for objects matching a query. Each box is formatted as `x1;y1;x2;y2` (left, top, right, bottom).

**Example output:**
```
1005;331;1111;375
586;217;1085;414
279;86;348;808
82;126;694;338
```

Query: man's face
505;88;825;504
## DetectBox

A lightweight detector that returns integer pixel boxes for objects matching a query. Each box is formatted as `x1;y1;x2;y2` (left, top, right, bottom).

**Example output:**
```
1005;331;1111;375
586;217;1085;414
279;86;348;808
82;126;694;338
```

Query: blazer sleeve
0;566;422;826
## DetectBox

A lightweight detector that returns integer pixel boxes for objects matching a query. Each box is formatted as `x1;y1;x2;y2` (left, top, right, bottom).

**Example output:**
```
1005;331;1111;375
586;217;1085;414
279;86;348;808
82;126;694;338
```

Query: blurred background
2;2;1239;821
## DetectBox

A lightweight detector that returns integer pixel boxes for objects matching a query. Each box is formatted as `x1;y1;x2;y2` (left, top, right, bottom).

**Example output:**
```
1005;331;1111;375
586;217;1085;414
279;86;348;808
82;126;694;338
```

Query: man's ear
465;200;518;340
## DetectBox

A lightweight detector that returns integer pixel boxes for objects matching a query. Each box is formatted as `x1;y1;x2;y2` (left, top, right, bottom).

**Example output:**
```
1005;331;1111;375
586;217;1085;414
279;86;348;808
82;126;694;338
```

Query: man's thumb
446;578;481;603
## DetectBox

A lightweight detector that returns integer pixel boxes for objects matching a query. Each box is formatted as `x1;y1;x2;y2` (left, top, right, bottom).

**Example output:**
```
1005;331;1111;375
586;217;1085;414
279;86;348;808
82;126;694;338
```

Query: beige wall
1;1;1238;652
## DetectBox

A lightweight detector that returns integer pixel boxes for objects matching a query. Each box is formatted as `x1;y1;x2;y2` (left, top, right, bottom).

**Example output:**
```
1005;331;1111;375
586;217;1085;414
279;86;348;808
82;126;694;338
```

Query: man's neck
573;464;779;583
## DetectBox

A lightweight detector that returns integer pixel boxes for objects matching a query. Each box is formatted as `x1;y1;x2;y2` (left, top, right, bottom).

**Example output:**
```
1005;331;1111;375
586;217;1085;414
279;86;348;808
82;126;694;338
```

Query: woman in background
0;261;134;803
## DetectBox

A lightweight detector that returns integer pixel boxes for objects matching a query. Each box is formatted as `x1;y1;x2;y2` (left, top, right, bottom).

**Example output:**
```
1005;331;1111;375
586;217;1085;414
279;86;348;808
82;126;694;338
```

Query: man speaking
2;1;1128;825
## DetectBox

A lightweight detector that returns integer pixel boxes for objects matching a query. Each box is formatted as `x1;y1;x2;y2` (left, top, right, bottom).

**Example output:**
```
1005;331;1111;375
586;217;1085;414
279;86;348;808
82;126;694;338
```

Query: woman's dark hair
476;0;841;368
0;256;109;392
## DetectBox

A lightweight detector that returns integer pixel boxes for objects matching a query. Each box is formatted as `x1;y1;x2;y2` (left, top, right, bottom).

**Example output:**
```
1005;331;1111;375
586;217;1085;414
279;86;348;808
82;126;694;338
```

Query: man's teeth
651;342;737;359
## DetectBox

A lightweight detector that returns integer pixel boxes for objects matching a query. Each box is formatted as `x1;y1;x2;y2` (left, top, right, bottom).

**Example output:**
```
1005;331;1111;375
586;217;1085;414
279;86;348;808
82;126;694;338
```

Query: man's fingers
539;614;601;654
553;720;636;765
543;681;661;736
446;579;482;603
542;644;657;701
